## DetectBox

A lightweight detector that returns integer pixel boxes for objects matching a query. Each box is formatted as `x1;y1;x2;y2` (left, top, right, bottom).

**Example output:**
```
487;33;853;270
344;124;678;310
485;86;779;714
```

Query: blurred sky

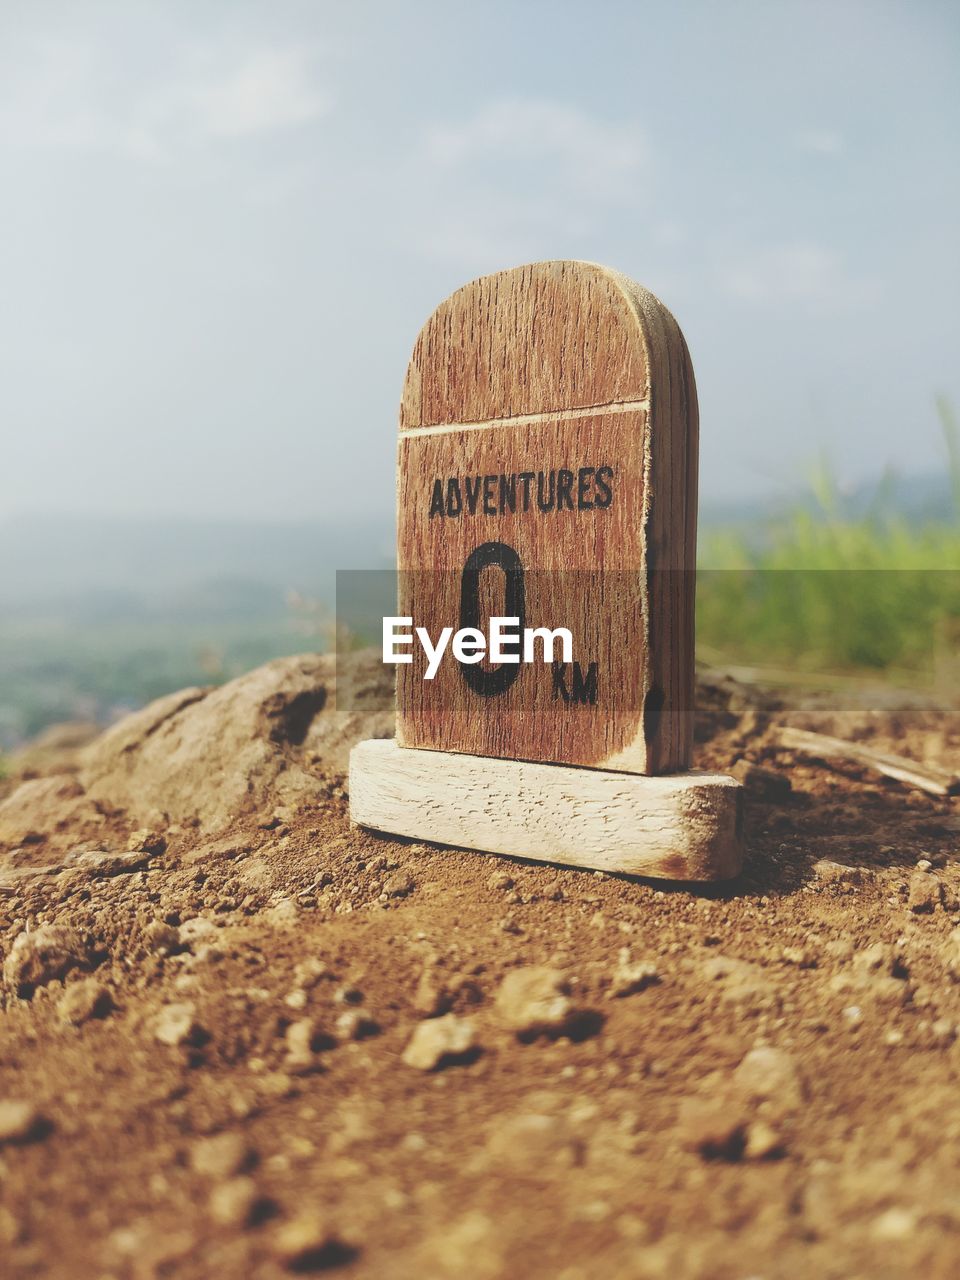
1;0;957;523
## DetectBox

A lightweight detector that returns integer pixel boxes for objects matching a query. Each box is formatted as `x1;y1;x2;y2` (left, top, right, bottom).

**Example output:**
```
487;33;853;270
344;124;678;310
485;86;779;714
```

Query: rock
383;871;414;898
73;850;150;876
293;958;329;989
58;978;112;1025
946;929;960;980
494;967;575;1037
0;776;91;849
487;871;514;890
143;921;180;955
930;1017;956;1046
266;899;299;927
129;829;166;854
284;1018;324;1072
3;926;88;995
0;1100;47;1145
852;942;901;976
676;1096;748;1160
78;652;392;836
413;966;448;1017
401;1014;476;1070
191;1132;253;1179
153;1001;205;1047
701;955;776;1006
730;760;792;801
907;871;942;913
812;859;862;886
743;1120;783;1160
273;1213;357;1270
829;967;906;1006
733;1046;805;1113
609;949;659;998
208;1176;259;1229
10;719;100;772
335;1010;378;1041
178;918;218;949
333;985;363;1007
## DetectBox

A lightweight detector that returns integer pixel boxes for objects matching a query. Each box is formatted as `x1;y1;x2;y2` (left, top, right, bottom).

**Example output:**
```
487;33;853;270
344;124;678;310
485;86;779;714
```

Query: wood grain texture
779;726;960;797
396;260;697;774
350;738;743;881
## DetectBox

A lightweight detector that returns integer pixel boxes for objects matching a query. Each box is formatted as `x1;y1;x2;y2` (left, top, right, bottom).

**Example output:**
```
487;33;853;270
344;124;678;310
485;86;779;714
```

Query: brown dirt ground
0;653;959;1280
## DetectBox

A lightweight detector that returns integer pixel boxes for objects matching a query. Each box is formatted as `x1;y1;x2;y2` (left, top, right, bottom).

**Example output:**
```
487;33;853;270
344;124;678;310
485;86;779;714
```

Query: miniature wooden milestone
349;261;743;880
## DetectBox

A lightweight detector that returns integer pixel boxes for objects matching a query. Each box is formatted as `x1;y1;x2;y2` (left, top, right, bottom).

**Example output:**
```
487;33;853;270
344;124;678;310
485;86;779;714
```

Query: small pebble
609;949;659;998
74;850;149;876
58;978;112;1025
3;926;88;994
336;1010;378;1041
487;871;514;890
734;1046;805;1114
812;860;861;886
191;1132;253;1180
273;1213;356;1270
284;1019;323;1073
401;1014;475;1070
383;872;414;898
0;1100;46;1146
208;1176;259;1228
143;921;180;955
743;1120;783;1160
154;1001;205;1047
494;966;576;1037
907;871;942;914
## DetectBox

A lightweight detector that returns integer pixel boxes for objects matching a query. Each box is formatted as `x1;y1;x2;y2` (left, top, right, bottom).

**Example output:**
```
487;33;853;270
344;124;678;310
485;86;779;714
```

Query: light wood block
396;261;697;776
350;739;743;882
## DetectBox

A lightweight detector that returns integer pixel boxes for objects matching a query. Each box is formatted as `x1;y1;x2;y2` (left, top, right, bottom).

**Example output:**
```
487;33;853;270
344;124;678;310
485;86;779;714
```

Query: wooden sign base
349;739;743;882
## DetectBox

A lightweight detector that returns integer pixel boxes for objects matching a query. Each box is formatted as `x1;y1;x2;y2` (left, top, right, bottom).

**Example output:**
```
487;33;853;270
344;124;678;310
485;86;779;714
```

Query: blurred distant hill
0;514;394;746
0;514;395;619
0;470;953;748
698;470;956;530
1;470;952;619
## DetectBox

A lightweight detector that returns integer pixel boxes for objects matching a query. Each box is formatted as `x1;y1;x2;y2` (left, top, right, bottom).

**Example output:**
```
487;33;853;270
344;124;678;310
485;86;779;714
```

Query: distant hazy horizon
1;0;957;524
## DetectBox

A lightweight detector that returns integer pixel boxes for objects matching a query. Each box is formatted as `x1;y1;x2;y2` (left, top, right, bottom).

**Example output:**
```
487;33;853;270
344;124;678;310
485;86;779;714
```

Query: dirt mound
0;652;393;853
1;656;959;1278
79;651;393;834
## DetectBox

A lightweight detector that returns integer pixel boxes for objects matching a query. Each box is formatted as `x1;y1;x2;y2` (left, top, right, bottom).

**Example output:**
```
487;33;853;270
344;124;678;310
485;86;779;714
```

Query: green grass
697;403;960;680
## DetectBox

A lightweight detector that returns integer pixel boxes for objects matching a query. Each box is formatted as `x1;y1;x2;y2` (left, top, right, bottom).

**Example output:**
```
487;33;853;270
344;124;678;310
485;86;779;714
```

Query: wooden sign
350;261;743;881
395;261;695;774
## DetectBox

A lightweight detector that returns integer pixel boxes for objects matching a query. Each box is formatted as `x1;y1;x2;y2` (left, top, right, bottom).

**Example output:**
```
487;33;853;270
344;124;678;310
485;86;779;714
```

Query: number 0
458;541;525;696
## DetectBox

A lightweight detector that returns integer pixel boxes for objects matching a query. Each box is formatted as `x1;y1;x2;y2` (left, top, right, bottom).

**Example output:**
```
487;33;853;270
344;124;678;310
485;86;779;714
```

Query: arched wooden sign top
395;261;698;776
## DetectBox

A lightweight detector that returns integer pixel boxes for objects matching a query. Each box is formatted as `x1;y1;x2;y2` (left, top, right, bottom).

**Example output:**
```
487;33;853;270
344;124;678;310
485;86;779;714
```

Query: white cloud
425;98;646;189
717;241;879;309
160;49;332;141
794;129;844;155
0;39;333;159
412;98;648;265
